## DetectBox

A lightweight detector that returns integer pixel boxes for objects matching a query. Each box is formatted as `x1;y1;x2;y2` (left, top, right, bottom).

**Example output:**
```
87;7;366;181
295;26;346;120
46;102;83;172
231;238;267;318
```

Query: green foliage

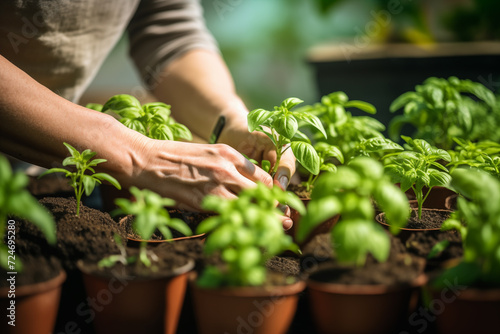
304;92;385;162
112;187;192;267
349;137;404;161
0;155;56;270
384;136;452;220
247;97;327;176
98;234;136;268
99;94;192;141
434;169;500;288
40;143;121;217
196;183;304;287
447;138;500;179
389;76;497;150
297;157;410;266
301;142;344;192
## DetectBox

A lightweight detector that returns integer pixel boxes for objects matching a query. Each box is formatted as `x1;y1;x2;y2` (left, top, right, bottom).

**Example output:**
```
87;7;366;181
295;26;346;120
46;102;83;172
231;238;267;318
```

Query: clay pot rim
427;284;500;301
118;215;205;243
307;272;428;295
0;268;66;297
76;258;195;281
189;272;306;297
127;233;206;244
376;208;452;232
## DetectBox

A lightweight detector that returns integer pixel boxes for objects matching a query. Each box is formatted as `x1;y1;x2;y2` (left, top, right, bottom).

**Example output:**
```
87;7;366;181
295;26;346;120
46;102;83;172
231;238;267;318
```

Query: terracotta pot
288;198;340;248
428;285;500;334
0;269;66;334
404;186;456;210
307;270;427;334
375;208;453;244
78;259;194;334
190;273;306;334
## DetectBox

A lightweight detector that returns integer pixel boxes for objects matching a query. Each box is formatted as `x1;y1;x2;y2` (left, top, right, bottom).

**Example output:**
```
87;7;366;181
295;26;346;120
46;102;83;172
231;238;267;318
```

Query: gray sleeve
127;0;220;87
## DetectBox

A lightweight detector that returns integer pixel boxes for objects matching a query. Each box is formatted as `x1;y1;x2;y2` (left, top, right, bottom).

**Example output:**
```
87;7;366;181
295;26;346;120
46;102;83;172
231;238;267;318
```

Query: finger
235;154;273;187
279;214;293;231
273;149;296;190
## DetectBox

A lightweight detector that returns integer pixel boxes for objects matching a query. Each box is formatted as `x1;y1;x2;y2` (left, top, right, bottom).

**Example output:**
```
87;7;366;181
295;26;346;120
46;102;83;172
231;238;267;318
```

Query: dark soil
14;197;126;270
266;256;301;277
78;241;194;279
405;230;463;267
302;230;422;285
119;210;212;241
27;174;73;199
287;183;311;199
0;253;62;287
405;209;451;229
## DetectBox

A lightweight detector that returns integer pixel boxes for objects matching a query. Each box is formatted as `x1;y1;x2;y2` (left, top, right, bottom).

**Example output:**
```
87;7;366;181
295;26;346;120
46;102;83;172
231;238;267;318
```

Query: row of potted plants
1;75;499;333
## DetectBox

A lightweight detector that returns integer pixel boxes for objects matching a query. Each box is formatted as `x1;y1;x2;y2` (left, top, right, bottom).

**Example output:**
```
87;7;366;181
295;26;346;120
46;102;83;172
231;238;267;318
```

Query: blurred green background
81;0;500;111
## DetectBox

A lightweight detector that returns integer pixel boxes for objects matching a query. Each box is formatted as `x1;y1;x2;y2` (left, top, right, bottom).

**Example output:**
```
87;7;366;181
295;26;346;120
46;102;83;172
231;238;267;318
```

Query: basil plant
384;136;452;220
297;157;410;266
434;169;500;288
196;183;305;287
88;94;192;141
247;97;327;176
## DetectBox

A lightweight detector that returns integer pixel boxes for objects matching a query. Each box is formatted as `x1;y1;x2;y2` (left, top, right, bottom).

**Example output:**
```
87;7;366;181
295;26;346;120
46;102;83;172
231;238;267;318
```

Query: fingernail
283;219;293;231
279;175;289;190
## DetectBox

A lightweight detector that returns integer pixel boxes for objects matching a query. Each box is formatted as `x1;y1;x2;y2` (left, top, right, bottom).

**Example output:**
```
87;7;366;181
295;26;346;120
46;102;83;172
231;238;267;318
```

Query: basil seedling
110;187;192;267
40;143;121;217
384;136;451;220
195;183;305;287
247;97;327;176
297;157;409;266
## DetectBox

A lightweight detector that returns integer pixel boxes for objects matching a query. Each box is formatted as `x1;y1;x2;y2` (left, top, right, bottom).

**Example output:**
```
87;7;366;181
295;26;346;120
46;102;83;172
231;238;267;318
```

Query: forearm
0;55;140;182
151;49;249;144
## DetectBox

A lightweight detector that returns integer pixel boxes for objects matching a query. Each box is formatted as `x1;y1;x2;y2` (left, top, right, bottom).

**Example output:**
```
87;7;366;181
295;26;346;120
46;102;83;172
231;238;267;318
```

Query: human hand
129;138;273;212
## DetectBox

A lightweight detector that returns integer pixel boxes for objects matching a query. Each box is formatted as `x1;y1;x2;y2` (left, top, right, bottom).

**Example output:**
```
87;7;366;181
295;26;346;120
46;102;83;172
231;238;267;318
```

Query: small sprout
112;187;192;267
40;143;121;217
384;136;451;220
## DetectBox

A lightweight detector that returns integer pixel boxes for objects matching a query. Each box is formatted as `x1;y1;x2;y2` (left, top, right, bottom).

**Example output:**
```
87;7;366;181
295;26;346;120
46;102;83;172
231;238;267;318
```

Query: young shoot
384;136;452;220
40;143;121;217
302;142;344;192
112;187;192;267
247;97;327;177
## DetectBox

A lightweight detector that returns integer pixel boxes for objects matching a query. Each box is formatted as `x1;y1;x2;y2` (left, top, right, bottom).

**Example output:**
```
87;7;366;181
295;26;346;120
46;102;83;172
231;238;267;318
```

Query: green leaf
296;197;341;242
168;218;192;236
297;114;327;139
82;175;97;196
247;109;273;132
291;141;320;175
273;114;298;139
373;181;410;233
281;97;303;110
427;240;450;259
102;94;142;114
333;219;390;266
344;100;376;114
86;103;103;112
93;173;121;190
